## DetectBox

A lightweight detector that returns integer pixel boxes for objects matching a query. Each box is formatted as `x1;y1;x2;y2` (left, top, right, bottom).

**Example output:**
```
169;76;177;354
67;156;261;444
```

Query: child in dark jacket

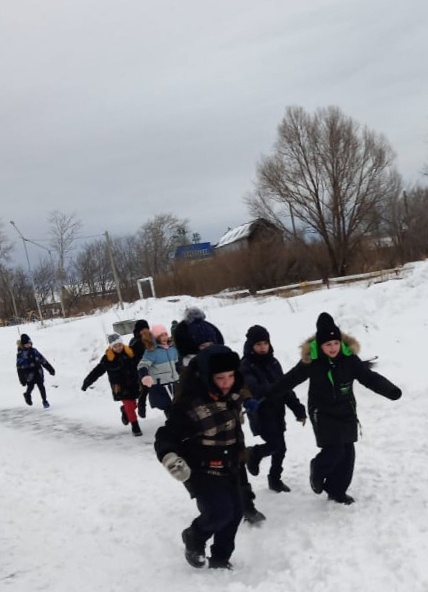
16;333;55;408
273;312;402;504
241;325;307;492
81;333;142;436
173;307;265;525
154;345;245;570
128;319;151;418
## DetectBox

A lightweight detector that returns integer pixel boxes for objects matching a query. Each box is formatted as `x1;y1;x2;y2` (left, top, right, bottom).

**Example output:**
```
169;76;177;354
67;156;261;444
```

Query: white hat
107;333;123;347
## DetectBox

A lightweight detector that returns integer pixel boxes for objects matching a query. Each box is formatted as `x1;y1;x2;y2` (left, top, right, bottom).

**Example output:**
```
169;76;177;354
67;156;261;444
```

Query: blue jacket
16;345;54;385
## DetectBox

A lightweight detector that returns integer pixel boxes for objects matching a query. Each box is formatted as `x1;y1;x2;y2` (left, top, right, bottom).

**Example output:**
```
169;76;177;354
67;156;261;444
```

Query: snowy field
1;261;428;592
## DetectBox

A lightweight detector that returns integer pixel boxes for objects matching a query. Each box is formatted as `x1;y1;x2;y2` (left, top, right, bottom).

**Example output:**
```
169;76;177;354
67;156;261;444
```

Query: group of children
15;308;402;571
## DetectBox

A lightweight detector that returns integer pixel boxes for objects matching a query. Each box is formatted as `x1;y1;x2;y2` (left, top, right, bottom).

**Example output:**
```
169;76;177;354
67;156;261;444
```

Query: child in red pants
81;333;142;436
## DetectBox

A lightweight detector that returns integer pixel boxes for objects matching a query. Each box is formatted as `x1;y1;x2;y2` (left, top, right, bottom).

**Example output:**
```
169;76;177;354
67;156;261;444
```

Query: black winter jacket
82;345;139;400
240;347;307;426
274;334;401;447
154;353;245;496
128;336;146;365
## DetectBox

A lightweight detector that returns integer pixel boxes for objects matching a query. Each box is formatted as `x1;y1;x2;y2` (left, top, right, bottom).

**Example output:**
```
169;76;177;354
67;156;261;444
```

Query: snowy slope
1;262;428;592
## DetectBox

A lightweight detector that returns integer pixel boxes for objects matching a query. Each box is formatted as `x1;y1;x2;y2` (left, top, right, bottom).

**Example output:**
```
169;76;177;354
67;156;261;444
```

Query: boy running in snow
16;333;55;409
273;312;402;504
241;325;307;492
155;345;245;570
173;307;266;525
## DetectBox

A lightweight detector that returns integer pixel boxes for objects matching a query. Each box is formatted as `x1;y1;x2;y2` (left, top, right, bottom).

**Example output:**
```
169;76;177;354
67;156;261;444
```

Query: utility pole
104;231;124;310
10;220;44;325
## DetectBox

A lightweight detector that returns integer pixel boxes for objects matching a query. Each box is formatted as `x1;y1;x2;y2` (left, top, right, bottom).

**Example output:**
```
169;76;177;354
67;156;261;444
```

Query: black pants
239;463;257;514
253;405;286;480
312;443;355;497
191;478;243;561
25;376;47;402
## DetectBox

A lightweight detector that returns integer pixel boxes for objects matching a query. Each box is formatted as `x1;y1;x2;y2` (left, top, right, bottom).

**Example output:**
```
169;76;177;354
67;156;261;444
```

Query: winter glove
243;398;260;413
48;367;55;376
81;381;89;392
162;452;191;482
388;387;402;400
141;376;154;388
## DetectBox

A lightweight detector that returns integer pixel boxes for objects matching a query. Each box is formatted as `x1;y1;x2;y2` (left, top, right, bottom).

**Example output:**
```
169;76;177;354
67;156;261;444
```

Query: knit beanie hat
245;325;270;346
151;324;169;339
20;333;31;345
187;319;218;347
133;319;149;336
316;312;341;345
183;307;219;347
107;333;123;347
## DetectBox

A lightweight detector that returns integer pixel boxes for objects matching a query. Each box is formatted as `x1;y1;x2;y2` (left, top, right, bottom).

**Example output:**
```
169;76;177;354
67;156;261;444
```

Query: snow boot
328;493;355;505
23;392;32;406
246;446;261;476
268;476;291;493
208;556;233;570
42;400;50;409
181;527;206;568
131;421;142;437
120;405;129;425
309;459;324;494
243;507;266;525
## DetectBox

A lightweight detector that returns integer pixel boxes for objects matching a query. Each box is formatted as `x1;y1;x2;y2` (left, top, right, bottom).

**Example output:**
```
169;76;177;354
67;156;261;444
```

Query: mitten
49;367;55;376
81;382;89;392
243;398;260;413
388;387;402;400
142;376;154;388
162;452;191;482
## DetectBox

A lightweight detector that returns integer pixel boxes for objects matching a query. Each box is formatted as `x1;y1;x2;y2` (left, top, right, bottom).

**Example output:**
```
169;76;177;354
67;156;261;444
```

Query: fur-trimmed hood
16;339;31;349
105;344;135;361
299;332;360;364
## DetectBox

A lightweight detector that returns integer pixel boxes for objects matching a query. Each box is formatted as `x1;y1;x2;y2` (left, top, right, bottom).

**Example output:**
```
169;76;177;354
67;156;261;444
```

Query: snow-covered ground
1;261;428;592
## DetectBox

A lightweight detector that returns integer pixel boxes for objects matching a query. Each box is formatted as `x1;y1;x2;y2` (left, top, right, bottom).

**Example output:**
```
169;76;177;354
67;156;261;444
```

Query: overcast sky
1;0;427;265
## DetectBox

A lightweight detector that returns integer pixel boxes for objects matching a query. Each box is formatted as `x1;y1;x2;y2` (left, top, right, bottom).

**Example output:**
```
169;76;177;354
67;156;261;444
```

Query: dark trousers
25;377;47;402
192;478;243;561
313;443;355;497
254;406;286;480
239;463;257;514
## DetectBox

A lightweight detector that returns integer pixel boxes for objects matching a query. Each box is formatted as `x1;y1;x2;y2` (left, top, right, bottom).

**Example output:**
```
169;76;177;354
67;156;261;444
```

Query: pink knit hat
151;324;169;339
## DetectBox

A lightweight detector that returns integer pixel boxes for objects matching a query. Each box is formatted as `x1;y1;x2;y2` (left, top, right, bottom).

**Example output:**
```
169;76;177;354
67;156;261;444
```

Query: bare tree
49;211;82;315
33;257;57;306
49;211;82;273
247;105;402;276
382;186;428;262
138;214;190;276
75;239;112;303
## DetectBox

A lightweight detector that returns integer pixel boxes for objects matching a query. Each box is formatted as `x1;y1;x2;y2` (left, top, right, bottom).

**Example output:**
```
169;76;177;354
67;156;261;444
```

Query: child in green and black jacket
273;312;402;505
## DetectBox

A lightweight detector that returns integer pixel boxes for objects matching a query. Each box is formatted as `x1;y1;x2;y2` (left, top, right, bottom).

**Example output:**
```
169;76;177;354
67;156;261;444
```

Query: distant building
214;218;283;254
175;242;214;260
